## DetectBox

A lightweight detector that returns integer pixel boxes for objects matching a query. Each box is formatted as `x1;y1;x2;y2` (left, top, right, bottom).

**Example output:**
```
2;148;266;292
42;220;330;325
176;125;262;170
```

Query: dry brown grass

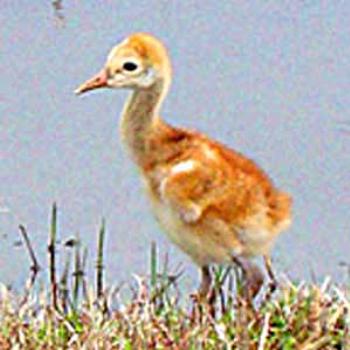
0;205;348;349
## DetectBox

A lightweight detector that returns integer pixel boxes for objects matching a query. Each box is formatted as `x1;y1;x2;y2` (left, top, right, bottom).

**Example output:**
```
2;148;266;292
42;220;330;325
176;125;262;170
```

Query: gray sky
1;1;349;288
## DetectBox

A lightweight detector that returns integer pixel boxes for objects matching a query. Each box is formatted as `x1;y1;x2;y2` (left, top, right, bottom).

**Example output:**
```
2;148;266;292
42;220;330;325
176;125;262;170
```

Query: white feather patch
159;160;196;199
170;160;197;175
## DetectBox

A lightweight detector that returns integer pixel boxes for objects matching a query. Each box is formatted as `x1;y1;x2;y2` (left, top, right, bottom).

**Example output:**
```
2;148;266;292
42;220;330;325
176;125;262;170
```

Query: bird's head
75;33;171;95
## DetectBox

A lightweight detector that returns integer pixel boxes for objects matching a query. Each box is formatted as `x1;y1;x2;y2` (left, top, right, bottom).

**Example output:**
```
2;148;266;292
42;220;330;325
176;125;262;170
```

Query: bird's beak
75;69;108;95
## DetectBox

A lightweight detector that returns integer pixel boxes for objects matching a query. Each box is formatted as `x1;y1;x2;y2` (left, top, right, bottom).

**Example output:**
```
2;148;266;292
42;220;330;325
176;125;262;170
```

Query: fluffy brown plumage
76;33;292;299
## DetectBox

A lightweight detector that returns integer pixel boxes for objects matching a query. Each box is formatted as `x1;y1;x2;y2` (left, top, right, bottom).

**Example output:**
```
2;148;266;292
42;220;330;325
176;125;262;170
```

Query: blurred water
0;1;349;290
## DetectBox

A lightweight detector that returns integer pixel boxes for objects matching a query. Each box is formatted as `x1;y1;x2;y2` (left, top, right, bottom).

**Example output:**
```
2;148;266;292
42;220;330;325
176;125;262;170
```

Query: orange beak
75;69;108;95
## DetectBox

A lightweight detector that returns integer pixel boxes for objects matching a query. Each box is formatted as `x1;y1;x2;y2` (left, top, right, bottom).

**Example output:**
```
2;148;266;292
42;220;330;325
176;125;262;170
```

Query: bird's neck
120;79;169;166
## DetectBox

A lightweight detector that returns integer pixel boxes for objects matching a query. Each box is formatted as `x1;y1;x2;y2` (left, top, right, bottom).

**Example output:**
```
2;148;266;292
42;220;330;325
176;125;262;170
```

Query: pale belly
149;197;233;266
143;178;287;265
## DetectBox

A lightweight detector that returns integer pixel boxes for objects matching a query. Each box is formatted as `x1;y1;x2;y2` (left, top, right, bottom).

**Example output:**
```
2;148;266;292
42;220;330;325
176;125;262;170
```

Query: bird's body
76;33;292;298
140;123;290;266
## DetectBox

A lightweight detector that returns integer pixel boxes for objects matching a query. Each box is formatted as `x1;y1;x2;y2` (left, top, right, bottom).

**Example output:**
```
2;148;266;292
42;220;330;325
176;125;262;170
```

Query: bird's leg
232;256;264;300
199;265;212;298
198;265;216;316
263;255;277;292
190;266;215;320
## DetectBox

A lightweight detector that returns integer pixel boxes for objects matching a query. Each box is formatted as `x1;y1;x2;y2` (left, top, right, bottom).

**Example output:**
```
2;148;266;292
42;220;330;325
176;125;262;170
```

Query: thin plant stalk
18;225;41;305
96;218;106;299
73;237;82;307
48;202;58;310
81;247;89;302
59;248;72;314
150;241;157;291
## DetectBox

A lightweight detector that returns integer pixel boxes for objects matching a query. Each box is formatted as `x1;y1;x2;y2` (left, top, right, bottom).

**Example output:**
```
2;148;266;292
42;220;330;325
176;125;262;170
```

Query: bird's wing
159;156;232;223
157;130;281;225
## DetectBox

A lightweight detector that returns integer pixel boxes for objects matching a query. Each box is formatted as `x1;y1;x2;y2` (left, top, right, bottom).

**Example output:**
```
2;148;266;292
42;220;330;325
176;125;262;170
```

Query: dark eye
123;62;138;72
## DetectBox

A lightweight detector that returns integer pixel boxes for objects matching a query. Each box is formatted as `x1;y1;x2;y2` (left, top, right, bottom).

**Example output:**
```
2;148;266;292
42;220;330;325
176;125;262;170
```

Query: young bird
75;33;292;299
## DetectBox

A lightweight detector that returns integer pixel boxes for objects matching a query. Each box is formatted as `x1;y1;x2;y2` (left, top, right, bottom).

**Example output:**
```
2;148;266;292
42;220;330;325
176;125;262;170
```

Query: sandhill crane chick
75;33;292;299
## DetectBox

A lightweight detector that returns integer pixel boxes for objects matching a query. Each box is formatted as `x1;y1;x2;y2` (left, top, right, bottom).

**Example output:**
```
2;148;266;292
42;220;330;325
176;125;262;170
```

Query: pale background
1;1;349;288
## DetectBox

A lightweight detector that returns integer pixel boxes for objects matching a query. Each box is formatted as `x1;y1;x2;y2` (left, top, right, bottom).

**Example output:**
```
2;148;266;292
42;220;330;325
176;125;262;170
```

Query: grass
0;205;349;349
